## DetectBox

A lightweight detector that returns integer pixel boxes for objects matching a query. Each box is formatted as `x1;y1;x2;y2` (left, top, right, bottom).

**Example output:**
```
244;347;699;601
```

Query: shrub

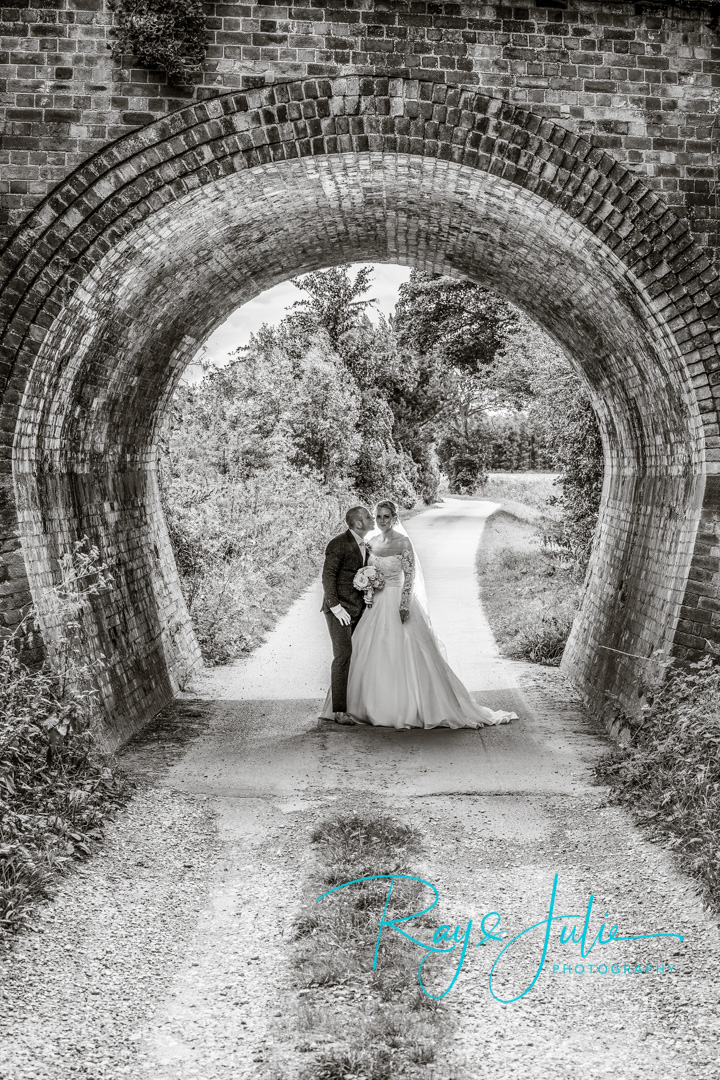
508;612;574;666
596;655;720;911
0;543;131;938
436;426;488;494
160;459;351;664
410;441;441;504
546;393;604;569
158;312;425;664
110;0;208;85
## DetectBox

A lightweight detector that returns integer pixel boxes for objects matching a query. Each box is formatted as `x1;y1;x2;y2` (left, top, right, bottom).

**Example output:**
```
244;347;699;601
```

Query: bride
342;499;518;730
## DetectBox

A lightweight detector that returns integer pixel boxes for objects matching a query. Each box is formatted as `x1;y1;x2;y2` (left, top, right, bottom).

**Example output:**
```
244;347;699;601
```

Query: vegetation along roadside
475;474;587;667
0;543;132;941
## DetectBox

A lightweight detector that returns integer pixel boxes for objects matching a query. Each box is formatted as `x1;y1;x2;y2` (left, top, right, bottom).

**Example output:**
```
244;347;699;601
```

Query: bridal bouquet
353;565;385;607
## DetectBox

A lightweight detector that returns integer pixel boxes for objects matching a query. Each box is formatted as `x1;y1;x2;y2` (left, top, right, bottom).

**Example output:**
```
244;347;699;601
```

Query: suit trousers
325;611;362;713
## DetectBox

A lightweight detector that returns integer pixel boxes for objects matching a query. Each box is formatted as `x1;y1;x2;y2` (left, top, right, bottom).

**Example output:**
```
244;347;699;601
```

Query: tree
286;265;430;503
436;426;488;494
351;388;418;507
287;264;377;350
486;312;605;567
287;343;362;485
391;271;521;493
393;271;517;374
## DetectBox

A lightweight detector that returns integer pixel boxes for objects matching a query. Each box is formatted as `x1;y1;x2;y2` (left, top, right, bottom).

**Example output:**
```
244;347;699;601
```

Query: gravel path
2;500;719;1079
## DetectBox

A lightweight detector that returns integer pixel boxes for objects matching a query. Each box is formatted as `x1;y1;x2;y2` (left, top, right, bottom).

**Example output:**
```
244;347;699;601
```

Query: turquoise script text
315;872;684;1003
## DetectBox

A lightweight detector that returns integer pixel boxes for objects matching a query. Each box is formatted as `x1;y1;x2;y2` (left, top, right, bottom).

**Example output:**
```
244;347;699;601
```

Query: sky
186;262;412;380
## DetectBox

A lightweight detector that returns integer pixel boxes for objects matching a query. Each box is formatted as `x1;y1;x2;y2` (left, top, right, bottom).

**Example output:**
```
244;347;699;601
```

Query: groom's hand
331;604;352;626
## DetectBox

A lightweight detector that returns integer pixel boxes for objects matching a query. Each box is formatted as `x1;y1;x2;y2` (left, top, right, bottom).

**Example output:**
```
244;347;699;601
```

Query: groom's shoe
334;712;355;725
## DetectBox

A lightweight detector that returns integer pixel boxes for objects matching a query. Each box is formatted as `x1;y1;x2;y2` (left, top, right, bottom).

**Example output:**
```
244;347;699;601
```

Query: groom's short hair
346;505;369;528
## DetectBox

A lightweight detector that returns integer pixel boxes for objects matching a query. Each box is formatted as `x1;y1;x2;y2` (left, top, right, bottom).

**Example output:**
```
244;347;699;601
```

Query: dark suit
321;530;367;713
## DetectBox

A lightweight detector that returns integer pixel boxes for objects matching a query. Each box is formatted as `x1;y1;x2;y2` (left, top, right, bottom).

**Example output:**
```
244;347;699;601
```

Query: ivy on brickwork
110;0;208;85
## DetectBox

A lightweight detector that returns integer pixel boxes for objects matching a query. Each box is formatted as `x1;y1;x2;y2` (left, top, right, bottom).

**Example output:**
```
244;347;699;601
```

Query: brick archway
1;77;719;744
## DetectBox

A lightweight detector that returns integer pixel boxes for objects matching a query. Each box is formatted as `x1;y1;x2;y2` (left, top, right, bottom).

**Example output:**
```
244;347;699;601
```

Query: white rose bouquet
353;565;385;607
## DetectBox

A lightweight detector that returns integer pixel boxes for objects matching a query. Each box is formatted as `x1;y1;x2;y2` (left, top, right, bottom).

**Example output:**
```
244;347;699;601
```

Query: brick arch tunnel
1;77;719;746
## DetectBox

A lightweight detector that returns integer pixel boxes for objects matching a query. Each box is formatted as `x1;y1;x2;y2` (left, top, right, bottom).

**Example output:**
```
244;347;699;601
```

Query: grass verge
291;810;447;1080
476;508;583;666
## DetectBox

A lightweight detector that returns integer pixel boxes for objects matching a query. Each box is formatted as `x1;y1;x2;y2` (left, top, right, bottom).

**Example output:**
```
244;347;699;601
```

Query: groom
321;505;375;725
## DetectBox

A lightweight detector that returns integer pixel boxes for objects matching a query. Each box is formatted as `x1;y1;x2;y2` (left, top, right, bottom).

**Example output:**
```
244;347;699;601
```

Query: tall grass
476;510;582;667
477;472;559;512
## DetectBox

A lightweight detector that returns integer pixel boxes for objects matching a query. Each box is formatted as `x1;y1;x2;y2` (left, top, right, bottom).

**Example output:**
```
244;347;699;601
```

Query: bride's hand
400;607;409;623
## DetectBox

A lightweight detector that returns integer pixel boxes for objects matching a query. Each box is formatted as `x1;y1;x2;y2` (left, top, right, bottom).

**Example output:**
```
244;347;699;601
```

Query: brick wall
2;1;720;260
1;4;720;743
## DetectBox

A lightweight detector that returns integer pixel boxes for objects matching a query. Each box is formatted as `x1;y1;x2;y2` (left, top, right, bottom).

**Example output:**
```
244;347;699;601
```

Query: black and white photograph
1;0;720;1076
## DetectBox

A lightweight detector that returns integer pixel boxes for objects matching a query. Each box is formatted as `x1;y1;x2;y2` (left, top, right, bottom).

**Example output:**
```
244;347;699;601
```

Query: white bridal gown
343;553;518;730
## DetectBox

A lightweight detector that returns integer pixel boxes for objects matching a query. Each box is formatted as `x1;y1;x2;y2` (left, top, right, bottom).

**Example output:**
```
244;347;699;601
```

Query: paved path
1;499;719;1080
183;499;588;800
202;497;514;700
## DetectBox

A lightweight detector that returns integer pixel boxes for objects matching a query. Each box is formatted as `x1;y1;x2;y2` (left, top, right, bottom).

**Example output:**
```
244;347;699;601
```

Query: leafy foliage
0;543;131;938
159;276;419;665
159;449;351;665
110;0;208;85
542;392;604;568
394;272;517;373
436;424;488;494
286;264;377;349
596;656;720;913
484;315;604;569
479;414;553;472
390;272;587;502
392;272;520;494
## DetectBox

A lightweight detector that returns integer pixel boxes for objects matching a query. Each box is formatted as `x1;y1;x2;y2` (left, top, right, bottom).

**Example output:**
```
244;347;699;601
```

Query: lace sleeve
400;547;415;611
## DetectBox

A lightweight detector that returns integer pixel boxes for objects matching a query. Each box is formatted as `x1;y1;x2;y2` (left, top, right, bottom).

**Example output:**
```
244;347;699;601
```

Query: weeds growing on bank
0;542;132;938
596;655;720;913
292;811;445;1080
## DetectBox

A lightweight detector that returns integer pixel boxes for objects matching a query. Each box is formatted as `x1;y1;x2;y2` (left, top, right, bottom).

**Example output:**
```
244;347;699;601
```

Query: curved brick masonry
1;1;720;263
2;75;720;739
1;66;720;742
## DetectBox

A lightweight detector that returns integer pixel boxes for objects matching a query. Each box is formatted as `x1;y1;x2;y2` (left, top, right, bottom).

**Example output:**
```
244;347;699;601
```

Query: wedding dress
344;551;518;730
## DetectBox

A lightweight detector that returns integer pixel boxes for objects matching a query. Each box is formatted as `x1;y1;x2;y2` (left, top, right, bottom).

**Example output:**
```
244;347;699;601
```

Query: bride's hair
375;499;398;520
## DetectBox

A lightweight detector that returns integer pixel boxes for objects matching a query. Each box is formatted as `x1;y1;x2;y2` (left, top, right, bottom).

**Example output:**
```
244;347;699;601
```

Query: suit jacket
321;530;368;619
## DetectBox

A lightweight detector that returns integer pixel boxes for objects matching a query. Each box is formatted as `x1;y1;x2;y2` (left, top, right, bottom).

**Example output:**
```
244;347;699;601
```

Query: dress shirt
349;529;367;560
